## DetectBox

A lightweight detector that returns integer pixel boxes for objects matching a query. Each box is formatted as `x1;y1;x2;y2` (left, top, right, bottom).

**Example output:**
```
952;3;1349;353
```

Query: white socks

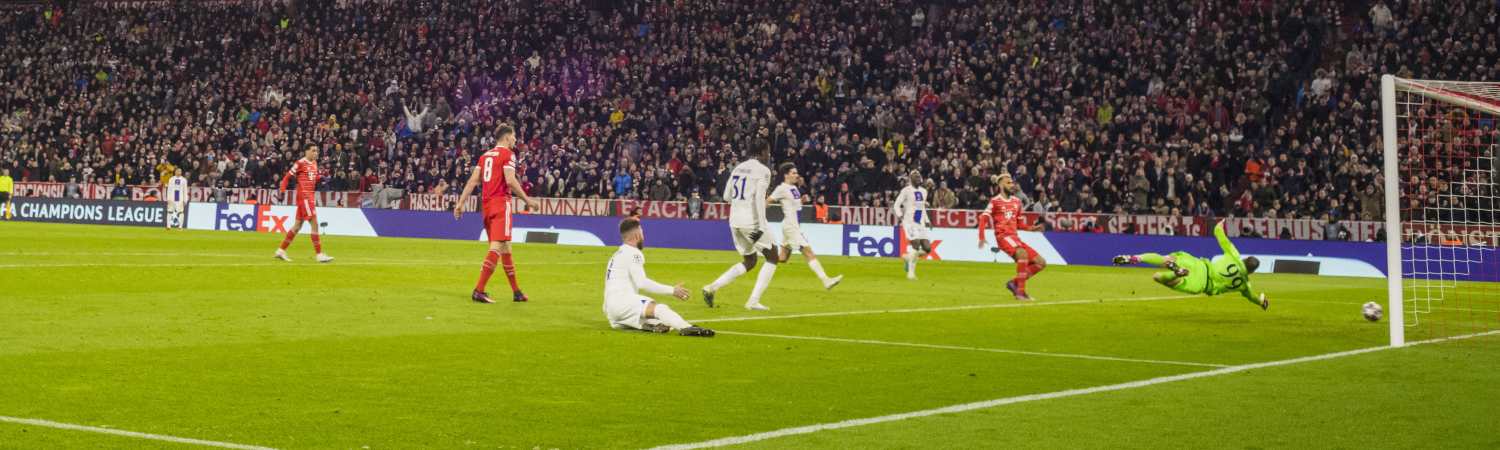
707;262;748;292
905;251;918;277
651;304;693;330
747;262;778;306
808;259;830;282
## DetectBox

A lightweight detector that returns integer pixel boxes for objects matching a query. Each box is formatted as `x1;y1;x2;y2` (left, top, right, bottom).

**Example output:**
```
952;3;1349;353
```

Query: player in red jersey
454;124;540;303
977;173;1046;300
275;145;334;263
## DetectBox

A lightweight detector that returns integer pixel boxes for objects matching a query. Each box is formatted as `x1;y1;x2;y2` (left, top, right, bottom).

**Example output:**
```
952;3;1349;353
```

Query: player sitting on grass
604;218;714;337
1112;220;1269;310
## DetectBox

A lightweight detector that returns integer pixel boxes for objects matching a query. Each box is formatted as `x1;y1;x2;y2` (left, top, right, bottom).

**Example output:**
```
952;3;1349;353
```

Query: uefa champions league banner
9;197;166;227
179;202;1500;281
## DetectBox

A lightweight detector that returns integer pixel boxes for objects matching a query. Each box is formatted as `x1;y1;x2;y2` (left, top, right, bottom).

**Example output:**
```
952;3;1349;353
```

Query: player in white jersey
892;171;932;280
603;218;714;337
163;169;189;230
767;162;843;290
702;140;780;311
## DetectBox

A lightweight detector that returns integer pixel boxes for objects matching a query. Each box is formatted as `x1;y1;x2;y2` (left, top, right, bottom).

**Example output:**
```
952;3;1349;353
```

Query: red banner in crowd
16;182;356;207
12;182;1392;242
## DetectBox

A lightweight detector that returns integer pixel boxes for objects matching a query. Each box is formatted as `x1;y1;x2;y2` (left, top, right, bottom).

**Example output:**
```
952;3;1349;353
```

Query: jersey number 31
729;175;748;200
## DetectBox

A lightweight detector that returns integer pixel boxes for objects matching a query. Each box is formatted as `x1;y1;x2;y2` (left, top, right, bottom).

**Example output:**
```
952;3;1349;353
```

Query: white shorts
731;226;775;255
604;294;652;330
167;201;185;213
902;221;930;241
781;223;809;251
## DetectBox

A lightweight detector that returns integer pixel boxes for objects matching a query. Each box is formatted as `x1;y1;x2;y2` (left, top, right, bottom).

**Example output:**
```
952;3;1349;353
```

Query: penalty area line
0;415;277;450
718;331;1229;368
647;329;1500;450
695;295;1195;323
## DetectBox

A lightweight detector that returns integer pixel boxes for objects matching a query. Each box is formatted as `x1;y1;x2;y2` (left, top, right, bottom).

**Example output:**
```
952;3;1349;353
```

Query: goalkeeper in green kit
1112;221;1269;310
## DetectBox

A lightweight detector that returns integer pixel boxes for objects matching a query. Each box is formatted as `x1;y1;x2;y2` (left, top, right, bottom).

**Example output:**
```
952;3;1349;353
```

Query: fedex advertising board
186;203;376;237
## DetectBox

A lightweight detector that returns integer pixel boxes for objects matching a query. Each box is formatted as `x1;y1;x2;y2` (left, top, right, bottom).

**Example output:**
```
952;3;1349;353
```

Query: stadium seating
0;0;1489;224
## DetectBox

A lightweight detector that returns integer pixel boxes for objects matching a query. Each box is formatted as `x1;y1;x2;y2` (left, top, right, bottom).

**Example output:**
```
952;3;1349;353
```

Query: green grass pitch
2;222;1497;449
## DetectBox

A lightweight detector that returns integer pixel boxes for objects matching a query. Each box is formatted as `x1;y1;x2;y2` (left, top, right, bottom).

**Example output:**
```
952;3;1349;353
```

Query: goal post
1382;75;1500;346
1381;75;1404;346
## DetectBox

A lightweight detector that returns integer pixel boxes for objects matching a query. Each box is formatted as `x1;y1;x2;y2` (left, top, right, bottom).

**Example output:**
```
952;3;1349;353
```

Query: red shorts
295;196;317;221
483;201;513;242
995;233;1036;259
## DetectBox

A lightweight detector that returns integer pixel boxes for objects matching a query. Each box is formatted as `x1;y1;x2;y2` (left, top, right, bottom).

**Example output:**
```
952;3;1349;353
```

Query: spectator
1129;168;1151;213
110;183;129;200
688;192;703;219
0;0;1468;225
612;171;633;199
1359;184;1382;221
1370;2;1394;31
933;182;958;210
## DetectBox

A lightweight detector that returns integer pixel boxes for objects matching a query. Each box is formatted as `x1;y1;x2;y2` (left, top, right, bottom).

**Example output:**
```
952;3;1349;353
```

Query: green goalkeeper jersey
1205;222;1259;303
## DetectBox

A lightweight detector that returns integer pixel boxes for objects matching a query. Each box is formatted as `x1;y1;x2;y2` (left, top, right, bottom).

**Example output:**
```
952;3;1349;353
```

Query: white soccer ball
1362;302;1383;322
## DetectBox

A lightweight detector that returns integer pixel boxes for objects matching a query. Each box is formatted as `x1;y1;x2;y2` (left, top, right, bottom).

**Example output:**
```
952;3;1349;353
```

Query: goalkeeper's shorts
1163;252;1210;295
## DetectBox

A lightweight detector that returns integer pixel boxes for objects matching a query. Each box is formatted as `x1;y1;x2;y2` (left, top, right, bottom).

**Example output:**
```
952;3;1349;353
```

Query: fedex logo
214;203;292;233
842;225;900;257
841;225;942;259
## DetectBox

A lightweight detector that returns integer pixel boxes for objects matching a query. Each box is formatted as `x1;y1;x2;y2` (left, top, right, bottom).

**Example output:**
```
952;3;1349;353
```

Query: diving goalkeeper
1112;220;1269;310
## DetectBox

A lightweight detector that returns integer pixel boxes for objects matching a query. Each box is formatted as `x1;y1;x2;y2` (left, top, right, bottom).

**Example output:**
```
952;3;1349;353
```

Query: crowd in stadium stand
1;0;1495;227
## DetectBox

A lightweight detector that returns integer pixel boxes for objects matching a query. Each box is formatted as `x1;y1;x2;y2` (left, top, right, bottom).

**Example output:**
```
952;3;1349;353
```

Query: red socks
476;250;500;292
280;229;322;254
1015;258;1032;290
501;253;520;292
279;229;298;250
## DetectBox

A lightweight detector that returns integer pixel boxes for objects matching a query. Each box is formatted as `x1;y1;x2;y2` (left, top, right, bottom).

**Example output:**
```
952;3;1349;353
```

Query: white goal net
1382;75;1500;345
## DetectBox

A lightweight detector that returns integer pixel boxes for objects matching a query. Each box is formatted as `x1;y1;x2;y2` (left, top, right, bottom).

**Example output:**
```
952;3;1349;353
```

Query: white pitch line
0;251;253;258
648;329;1500;450
1277;299;1500;314
0;262;452;269
695;295;1195;323
1426;306;1500;313
719;331;1228;368
0;415;276;450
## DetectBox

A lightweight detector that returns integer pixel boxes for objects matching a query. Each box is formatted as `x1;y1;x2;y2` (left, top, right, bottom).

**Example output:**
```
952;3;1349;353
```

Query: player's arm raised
1216;221;1267;308
453;165;482;220
503;164;540;212
1213;220;1241;260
